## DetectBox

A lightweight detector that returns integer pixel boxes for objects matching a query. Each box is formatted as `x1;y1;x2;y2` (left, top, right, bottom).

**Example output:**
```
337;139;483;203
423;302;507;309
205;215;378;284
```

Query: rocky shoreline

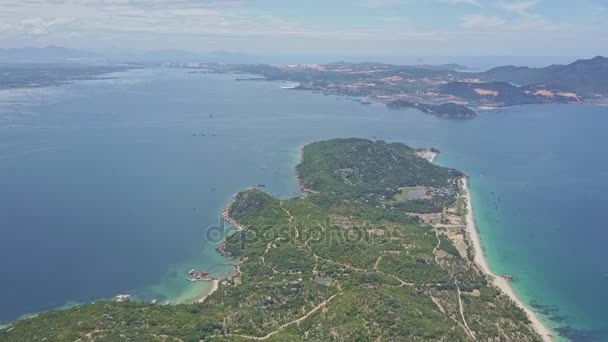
215;193;247;260
296;147;319;195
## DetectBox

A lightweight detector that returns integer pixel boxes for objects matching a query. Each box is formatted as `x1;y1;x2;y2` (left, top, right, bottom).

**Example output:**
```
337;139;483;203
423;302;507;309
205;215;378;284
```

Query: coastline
216;192;249;260
222;194;246;232
296;147;319;194
462;177;554;341
416;149;438;163
194;146;553;337
189;197;245;305
195;279;219;304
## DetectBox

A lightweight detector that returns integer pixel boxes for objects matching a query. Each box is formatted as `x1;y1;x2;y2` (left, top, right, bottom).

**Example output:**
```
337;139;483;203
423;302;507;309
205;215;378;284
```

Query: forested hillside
1;139;541;342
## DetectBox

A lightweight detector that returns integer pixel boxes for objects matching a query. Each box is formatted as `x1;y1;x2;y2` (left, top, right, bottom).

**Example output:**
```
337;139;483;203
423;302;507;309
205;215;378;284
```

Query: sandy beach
462;177;554;341
195;279;219;304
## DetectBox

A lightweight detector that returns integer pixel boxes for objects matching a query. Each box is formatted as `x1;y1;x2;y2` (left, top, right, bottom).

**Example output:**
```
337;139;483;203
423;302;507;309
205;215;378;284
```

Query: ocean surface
0;68;607;340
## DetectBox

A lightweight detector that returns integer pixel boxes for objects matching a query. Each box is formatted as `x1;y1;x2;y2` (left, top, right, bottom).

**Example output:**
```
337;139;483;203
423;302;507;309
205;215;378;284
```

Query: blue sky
0;0;606;58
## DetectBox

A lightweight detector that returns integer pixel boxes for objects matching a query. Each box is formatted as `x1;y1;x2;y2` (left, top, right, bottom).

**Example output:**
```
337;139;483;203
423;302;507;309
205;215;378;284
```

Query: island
0;138;551;341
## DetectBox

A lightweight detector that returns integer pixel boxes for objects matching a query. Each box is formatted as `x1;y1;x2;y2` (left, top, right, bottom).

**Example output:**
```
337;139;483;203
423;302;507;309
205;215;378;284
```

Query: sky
0;0;607;58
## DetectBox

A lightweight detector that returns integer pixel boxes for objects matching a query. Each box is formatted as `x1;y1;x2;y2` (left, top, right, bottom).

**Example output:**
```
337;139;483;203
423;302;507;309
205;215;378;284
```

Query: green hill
388;99;477;118
439;81;542;106
480;56;608;97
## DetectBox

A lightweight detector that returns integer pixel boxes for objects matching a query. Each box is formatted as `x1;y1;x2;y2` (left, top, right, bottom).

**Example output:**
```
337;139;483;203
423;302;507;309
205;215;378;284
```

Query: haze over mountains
434;56;608;107
3;45;607;115
1;45;600;70
0;46;252;64
481;56;608;96
2;45;608;109
0;46;101;61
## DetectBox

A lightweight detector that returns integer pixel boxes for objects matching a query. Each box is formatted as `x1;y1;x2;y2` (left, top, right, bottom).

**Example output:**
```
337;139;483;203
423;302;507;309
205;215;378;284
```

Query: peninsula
0;62;131;90
0;138;550;341
177;56;608;118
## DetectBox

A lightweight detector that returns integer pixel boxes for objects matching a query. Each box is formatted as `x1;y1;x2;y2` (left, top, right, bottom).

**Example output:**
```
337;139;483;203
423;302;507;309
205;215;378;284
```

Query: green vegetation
454;197;467;217
393;186;424;202
439;82;543;106
0;138;541;341
201;56;607;118
482;56;608;97
439;236;461;258
388;100;478;118
297;138;463;213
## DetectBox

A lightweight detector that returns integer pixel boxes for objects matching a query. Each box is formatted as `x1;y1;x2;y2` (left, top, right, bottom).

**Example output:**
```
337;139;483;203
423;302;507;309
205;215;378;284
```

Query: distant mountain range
104;49;251;63
138;49;204;62
322;61;469;71
0;46;101;61
0;46;251;63
478;56;608;97
435;56;608;105
197;55;607;118
1;46;606;107
208;50;248;57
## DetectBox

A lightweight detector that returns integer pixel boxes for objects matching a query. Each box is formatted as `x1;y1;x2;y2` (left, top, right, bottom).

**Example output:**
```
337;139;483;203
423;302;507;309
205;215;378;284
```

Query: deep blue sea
1;68;607;340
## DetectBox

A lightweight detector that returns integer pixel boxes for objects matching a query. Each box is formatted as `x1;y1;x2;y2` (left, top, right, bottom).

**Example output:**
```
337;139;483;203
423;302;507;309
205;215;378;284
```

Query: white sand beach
196;279;219;304
462;177;554;342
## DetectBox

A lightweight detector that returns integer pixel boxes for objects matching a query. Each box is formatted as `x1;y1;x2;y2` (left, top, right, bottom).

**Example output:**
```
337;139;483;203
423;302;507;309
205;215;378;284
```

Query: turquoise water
432;106;608;341
1;68;607;340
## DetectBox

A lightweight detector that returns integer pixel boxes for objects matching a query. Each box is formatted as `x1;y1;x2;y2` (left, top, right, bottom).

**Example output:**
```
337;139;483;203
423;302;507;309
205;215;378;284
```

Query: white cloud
0;0;261;39
462;15;506;29
360;0;406;8
500;0;540;16
462;12;575;33
0;0;605;57
461;0;571;32
443;0;480;5
19;18;73;37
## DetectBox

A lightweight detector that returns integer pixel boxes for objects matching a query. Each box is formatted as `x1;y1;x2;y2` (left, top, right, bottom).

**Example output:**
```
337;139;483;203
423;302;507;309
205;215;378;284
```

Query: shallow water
1;68;606;340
